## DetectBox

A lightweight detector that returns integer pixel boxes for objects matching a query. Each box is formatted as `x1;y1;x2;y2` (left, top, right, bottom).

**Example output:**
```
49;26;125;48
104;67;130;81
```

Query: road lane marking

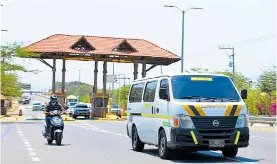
24;141;30;144
251;136;264;139
80;122;129;137
16;124;41;162
105;131;129;138
251;135;276;140
27;148;34;151
29;152;36;156
25;144;31;147
1;125;14;138
32;157;40;161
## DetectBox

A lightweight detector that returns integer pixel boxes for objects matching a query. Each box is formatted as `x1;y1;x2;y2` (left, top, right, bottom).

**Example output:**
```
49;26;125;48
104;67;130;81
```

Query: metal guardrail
249;116;276;126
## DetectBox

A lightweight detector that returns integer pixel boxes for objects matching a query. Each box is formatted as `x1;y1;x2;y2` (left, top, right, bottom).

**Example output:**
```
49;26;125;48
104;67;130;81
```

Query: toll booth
90;93;109;118
55;93;66;104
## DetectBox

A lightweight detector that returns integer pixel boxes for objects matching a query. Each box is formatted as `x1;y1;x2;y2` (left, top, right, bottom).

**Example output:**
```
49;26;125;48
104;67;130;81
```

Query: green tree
114;85;130;111
80;94;90;103
215;70;251;91
257;66;276;116
1;43;39;97
244;89;261;115
185;68;210;73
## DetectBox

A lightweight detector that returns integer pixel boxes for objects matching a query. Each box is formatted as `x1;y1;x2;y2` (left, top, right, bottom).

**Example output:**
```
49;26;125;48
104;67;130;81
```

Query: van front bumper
167;127;249;150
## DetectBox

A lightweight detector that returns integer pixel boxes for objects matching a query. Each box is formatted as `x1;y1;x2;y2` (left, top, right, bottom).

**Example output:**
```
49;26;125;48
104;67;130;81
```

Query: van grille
191;116;238;130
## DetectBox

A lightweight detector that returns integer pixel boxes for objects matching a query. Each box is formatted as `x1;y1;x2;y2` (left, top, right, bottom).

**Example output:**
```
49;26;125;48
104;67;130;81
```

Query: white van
126;73;249;159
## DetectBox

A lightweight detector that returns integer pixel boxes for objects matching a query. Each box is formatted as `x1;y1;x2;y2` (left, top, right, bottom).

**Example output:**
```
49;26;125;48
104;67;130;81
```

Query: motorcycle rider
44;94;64;137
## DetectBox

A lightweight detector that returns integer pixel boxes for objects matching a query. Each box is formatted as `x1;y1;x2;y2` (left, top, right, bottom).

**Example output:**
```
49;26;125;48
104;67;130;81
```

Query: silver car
32;101;43;111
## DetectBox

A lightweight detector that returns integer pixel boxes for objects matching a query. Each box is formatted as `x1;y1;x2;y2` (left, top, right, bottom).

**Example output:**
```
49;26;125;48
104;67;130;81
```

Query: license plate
209;139;225;148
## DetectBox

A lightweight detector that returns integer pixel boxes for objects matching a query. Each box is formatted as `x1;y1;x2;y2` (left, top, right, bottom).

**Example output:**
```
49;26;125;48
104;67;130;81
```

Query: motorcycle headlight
173;114;195;129
51;117;63;125
235;114;248;128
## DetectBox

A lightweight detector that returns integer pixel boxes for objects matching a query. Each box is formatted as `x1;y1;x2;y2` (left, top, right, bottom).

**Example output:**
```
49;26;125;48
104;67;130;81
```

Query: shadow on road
140;148;261;163
44;143;71;146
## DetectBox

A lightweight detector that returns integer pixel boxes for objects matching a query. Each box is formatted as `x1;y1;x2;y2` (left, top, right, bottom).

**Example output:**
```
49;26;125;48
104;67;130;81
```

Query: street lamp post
164;5;203;73
78;70;81;102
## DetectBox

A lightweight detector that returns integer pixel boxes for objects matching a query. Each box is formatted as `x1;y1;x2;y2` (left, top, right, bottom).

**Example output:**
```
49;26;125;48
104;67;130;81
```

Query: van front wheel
132;126;144;152
158;129;171;159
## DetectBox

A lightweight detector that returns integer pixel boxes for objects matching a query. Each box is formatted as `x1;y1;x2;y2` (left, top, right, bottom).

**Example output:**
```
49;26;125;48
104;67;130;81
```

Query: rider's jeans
45;116;52;135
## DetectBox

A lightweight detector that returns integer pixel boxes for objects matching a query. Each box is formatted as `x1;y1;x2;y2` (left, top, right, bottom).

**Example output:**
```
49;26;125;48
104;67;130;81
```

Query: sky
0;0;276;91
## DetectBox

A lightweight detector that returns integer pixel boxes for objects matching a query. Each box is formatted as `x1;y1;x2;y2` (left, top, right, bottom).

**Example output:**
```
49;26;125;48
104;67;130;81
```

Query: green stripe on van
163;121;171;127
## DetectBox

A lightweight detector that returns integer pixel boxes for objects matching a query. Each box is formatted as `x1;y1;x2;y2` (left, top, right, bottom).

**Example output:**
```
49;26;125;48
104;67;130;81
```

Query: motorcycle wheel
56;132;62;146
47;139;53;144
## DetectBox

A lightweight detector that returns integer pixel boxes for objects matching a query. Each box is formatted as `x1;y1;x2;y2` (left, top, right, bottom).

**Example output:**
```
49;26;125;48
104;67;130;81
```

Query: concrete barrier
249;116;276;126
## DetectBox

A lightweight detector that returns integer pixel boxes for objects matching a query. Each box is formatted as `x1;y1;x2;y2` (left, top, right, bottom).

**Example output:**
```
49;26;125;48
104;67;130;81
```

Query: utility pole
164;5;203;73
1;4;8;47
118;74;121;108
111;63;115;105
219;46;235;83
78;69;81;102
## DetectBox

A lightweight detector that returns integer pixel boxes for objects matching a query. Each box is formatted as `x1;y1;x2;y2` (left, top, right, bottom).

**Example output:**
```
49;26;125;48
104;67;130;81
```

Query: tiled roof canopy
25;34;180;65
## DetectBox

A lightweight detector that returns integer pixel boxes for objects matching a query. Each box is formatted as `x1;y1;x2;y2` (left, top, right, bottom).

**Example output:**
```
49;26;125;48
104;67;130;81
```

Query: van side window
129;83;145;103
143;81;158;102
159;79;169;100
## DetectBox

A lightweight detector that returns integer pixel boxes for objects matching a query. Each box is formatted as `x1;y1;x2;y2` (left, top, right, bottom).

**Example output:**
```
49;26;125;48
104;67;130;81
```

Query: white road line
23;141;30;145
251;135;276;140
27;148;34;151
29;152;36;156
105;131;129;138
80;122;129;138
25;144;31;147
251;136;265;139
32;157;40;162
16;124;41;163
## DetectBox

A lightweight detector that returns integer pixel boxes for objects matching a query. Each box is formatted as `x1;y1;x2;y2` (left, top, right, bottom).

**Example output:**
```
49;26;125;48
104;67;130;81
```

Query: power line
188;34;276;57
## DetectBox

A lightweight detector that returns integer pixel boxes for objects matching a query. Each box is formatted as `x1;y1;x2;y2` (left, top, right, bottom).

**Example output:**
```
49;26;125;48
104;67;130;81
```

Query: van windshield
69;102;77;106
171;75;240;101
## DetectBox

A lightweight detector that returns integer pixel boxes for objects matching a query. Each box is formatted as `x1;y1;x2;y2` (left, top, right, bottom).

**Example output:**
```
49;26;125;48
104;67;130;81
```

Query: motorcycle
42;110;64;145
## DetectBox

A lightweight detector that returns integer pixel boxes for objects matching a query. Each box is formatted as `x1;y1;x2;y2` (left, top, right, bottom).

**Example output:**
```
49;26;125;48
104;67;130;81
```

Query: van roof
133;73;229;82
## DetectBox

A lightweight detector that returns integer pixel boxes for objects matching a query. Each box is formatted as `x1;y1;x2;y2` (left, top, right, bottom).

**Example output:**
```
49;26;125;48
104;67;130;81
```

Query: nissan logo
212;120;220;127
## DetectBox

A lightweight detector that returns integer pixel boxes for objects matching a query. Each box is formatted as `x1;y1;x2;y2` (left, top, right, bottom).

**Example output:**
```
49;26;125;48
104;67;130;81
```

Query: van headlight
235;114;248;128
173;114;195;129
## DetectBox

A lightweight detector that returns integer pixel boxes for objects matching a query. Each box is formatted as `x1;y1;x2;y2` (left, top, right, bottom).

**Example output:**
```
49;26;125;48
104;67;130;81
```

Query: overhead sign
107;75;117;83
19;83;31;90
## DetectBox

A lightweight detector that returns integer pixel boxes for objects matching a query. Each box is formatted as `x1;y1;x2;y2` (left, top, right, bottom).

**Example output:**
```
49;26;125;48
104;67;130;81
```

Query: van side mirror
241;89;248;99
159;87;170;101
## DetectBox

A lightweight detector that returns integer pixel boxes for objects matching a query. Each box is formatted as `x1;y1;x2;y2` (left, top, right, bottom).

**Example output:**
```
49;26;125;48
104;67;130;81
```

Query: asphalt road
1;95;276;164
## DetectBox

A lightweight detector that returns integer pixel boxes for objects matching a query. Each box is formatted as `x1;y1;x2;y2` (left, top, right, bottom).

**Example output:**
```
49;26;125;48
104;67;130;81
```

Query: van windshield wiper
178;96;202;99
222;98;239;102
200;97;224;102
178;96;203;101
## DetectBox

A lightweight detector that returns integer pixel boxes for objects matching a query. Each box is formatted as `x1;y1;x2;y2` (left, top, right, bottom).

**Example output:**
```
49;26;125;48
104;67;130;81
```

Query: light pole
164;5;203;73
78;69;81;102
